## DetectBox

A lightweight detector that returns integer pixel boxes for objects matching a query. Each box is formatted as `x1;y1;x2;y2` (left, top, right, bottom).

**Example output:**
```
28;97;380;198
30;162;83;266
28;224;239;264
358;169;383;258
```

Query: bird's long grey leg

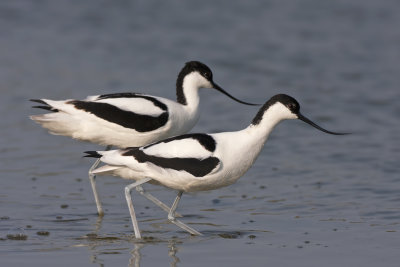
89;158;103;216
125;177;152;239
88;145;112;216
168;191;202;236
135;185;183;217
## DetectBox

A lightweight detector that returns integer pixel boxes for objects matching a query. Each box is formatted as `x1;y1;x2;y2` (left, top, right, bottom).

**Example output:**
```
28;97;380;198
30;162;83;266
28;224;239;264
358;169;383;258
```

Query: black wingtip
30;99;47;105
30;99;59;112
84;151;102;158
32;105;53;111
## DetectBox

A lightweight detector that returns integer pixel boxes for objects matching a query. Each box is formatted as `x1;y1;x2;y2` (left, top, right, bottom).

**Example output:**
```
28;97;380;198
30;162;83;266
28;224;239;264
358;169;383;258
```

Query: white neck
182;79;200;110
231;103;294;170
218;107;286;184
179;72;212;117
246;104;290;145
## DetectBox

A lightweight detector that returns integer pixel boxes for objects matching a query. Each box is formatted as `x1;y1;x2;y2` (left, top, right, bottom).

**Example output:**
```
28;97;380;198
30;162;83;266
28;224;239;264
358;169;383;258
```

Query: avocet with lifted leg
85;94;348;238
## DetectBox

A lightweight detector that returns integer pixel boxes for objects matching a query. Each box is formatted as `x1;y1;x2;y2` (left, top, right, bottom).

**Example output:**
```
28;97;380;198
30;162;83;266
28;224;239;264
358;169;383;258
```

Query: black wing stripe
123;148;219;177
30;99;48;105
32;105;58;112
68;100;168;132
97;93;168;111
144;133;216;152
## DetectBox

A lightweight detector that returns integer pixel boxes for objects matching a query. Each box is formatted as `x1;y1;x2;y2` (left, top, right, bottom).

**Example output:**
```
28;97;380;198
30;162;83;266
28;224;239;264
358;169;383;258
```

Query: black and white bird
85;94;348;238
30;61;258;216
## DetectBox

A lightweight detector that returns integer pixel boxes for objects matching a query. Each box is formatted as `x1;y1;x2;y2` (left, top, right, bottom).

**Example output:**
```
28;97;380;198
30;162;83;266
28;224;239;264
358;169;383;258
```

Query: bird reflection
94;214;104;233
128;240;181;267
168;240;180;267
82;213;181;266
129;243;143;267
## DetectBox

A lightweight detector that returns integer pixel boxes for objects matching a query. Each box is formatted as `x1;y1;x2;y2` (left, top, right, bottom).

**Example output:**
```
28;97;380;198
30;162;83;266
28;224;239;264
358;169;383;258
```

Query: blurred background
0;0;399;266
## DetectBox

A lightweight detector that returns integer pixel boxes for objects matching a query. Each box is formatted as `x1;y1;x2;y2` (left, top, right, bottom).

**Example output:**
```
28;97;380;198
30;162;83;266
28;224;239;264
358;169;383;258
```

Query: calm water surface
0;0;399;266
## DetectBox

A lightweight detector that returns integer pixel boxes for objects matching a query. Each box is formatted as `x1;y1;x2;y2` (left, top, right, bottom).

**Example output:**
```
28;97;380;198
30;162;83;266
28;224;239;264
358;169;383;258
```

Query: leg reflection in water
128;240;181;267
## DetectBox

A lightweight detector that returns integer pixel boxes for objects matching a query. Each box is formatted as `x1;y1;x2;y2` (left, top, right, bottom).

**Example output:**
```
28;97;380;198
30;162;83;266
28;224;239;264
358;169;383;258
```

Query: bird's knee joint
125;186;131;196
136;186;144;193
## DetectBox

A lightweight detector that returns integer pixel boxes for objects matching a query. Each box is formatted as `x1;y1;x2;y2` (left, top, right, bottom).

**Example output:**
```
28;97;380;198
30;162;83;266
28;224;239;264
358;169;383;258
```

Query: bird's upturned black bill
298;113;349;135
212;82;260;106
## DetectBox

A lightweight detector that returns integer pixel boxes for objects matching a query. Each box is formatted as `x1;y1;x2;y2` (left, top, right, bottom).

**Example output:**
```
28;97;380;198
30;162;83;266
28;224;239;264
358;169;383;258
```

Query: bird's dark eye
203;72;211;79
287;103;297;111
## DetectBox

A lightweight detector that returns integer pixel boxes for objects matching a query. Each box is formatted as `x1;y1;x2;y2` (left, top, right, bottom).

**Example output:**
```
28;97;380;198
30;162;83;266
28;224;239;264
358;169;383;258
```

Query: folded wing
98;133;221;178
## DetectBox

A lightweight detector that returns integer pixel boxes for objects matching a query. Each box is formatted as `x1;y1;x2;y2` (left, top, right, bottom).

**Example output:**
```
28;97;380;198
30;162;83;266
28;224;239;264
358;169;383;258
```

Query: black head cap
176;61;213;104
252;94;349;135
180;61;213;80
252;94;299;125
176;61;260;106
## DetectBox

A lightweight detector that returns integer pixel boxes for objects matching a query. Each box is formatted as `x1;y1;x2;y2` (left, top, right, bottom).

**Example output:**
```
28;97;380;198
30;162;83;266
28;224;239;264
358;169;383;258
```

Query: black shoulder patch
122;148;220;177
68;100;169;132
145;133;216;152
171;133;216;152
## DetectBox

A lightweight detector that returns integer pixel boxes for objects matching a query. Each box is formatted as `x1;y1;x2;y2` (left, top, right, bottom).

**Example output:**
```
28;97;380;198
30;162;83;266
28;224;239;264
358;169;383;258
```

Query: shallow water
1;0;399;266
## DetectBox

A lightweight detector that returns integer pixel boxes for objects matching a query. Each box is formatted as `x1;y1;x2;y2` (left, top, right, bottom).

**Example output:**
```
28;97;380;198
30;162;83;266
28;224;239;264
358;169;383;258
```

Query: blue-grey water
1;0;399;266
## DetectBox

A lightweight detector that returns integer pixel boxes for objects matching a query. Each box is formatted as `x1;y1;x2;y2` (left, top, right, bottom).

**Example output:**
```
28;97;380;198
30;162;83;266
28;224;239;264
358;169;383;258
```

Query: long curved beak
298;113;349;135
212;82;260;106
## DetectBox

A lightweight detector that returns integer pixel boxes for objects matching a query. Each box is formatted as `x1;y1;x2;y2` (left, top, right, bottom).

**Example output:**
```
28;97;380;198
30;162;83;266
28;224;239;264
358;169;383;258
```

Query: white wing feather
142;138;212;159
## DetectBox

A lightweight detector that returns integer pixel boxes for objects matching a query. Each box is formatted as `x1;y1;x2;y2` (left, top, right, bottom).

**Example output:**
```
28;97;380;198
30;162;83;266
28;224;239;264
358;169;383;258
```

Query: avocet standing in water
85;94;348;238
30;61;258;216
